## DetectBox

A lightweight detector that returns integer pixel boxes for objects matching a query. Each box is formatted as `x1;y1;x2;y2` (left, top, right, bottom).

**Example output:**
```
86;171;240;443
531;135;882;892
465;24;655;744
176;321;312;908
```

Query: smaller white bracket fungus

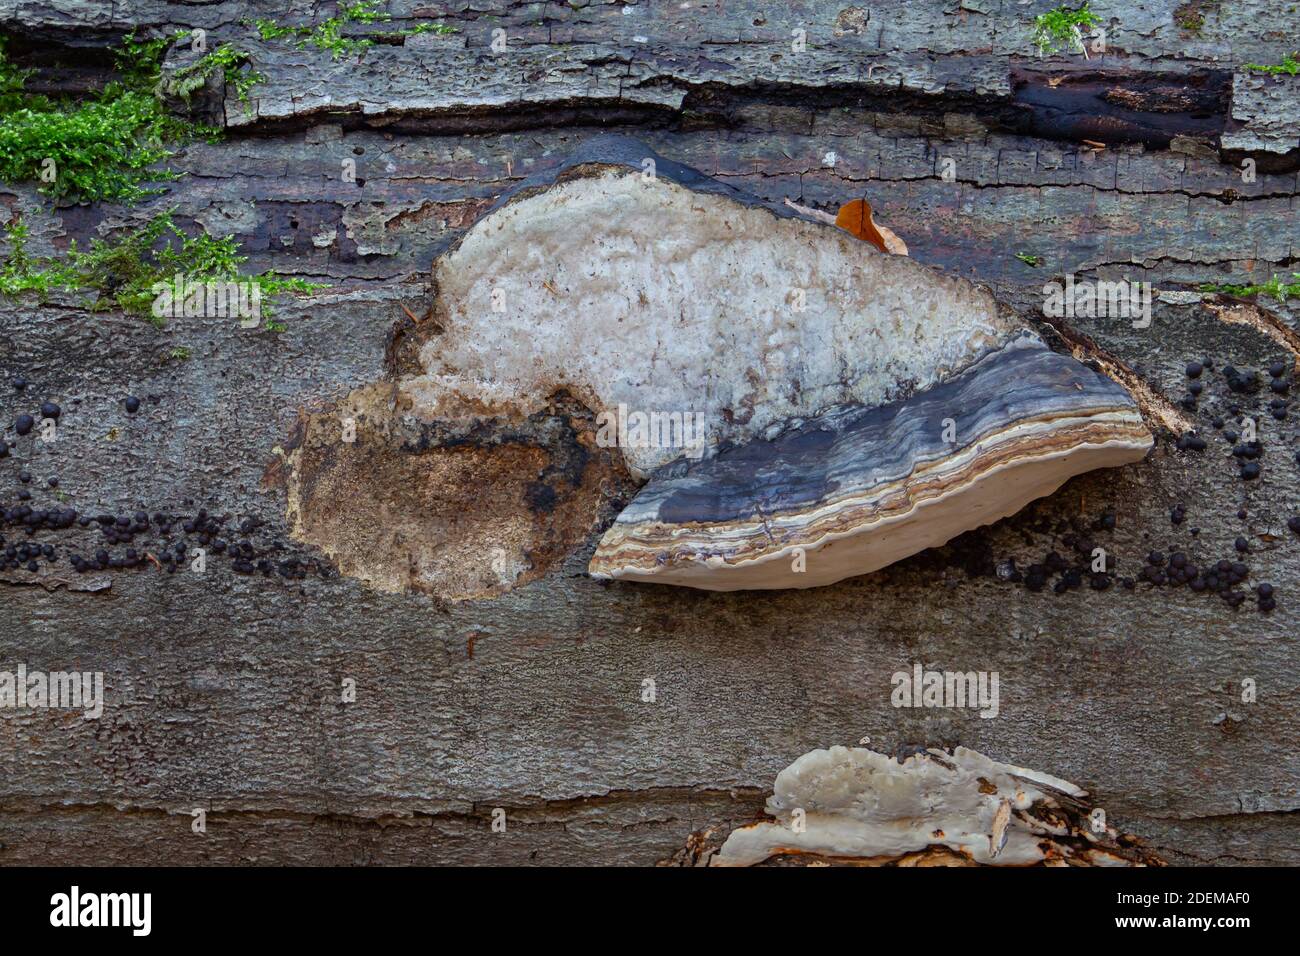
705;746;1160;867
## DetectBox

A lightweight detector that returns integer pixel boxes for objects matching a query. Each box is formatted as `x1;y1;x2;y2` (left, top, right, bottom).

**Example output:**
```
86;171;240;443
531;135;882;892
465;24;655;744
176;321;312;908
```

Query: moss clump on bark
1031;4;1102;55
0;212;323;328
0;33;221;205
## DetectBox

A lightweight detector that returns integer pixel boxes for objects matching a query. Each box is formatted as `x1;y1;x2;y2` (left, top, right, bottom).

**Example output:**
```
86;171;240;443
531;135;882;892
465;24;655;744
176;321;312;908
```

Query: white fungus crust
711;746;1146;867
407;168;1023;480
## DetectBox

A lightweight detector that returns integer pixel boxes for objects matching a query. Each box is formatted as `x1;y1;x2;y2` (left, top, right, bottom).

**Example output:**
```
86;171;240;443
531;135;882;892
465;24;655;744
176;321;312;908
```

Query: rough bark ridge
1;1;1299;865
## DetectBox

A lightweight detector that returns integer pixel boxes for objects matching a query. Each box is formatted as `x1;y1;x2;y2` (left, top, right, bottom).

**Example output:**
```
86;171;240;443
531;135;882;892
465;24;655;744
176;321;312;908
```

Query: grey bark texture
1;0;1299;865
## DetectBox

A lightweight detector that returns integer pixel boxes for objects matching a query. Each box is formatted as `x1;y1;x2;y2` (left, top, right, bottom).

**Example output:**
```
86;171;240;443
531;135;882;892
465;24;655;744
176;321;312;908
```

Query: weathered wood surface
2;1;1299;865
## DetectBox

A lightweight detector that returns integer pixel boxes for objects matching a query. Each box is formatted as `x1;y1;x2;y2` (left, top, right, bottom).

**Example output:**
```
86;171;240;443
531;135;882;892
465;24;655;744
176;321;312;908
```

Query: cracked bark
2;0;1299;865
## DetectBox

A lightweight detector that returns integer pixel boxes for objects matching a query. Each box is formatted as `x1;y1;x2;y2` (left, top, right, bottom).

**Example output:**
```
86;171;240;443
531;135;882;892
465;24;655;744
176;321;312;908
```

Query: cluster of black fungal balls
999;512;1119;593
986;504;1278;613
1174;359;1291;480
0;378;61;459
2;500;332;580
1152;504;1277;611
2;377;331;581
1138;549;1273;612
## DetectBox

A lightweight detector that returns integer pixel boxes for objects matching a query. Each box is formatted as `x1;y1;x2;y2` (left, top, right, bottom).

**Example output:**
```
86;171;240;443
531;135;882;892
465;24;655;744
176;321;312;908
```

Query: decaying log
1;1;1299;866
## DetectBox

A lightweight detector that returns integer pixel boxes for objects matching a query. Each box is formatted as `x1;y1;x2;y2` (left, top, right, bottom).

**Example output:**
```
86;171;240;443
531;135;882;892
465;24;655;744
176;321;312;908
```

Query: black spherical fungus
1240;461;1261;480
1232;442;1262;460
124;395;141;414
39;401;60;419
1186;362;1203;378
1140;565;1168;586
1175;433;1207;452
1223;366;1259;394
14;414;34;435
1235;536;1249;553
1170;503;1186;525
9;505;330;582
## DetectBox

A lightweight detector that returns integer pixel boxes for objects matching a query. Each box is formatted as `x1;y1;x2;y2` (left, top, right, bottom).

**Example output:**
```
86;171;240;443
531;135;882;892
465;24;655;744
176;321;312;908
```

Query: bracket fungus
287;135;1150;596
591;337;1151;589
689;746;1162;867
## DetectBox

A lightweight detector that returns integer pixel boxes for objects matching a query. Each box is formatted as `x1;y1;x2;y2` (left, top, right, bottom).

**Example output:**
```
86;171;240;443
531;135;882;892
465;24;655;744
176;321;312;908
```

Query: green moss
1244;53;1300;76
162;44;264;110
251;20;298;43
249;2;456;60
1;212;325;328
1198;273;1300;301
0;219;78;295
1031;3;1102;56
1015;252;1043;267
401;22;458;38
0;32;217;205
0;9;456;206
113;32;174;92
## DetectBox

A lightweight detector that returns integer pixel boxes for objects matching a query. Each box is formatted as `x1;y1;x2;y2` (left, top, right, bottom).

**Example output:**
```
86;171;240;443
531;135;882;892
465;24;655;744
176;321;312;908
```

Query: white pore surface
713;745;1086;866
407;169;1024;478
